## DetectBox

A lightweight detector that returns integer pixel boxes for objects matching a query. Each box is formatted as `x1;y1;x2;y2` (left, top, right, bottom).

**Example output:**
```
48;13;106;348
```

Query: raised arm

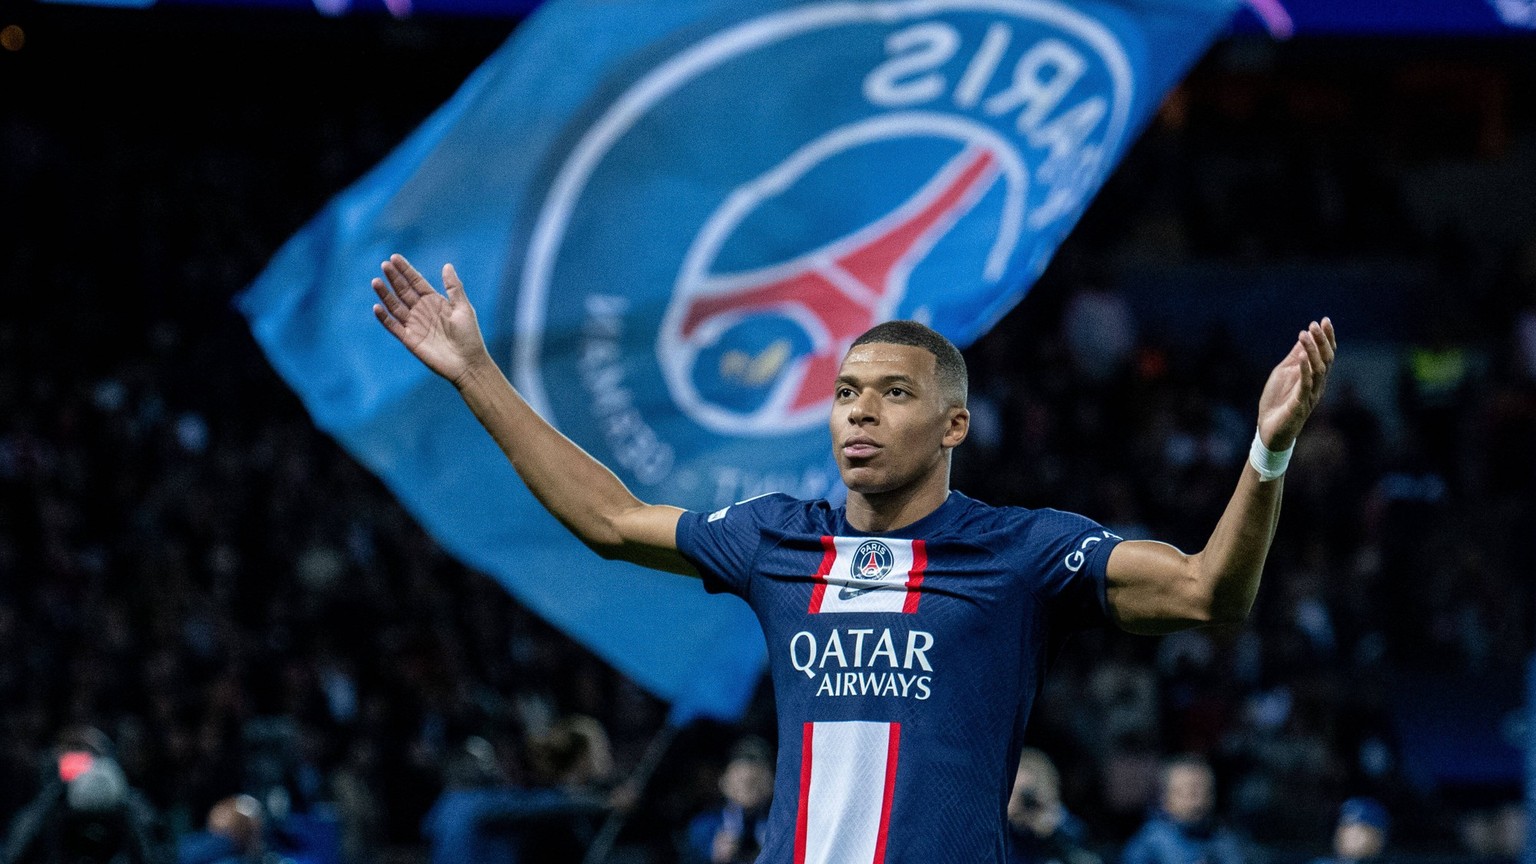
371;254;698;577
1104;318;1337;635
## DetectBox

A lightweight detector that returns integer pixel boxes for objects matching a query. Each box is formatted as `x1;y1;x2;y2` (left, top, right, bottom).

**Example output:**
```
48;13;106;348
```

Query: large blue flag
237;0;1239;724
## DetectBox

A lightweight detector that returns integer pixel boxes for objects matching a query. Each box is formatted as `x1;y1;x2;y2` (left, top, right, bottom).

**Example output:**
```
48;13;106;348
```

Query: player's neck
844;467;951;534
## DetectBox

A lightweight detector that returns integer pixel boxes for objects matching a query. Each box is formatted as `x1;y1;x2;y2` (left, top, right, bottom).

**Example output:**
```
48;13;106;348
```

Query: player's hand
1256;317;1336;450
372;254;494;387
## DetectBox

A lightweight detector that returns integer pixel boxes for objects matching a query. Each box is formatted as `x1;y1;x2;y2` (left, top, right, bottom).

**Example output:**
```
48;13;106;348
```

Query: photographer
683;737;774;864
1007;748;1100;864
3;725;171;864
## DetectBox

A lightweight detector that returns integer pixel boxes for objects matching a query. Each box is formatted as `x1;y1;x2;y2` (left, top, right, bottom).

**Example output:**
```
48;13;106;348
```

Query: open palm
371;254;492;386
1256;317;1337;450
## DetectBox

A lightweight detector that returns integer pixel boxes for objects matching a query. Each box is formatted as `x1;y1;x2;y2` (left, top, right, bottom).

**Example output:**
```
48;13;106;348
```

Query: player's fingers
1321;316;1337;357
373;277;408;320
1293;333;1316;403
382;259;420;307
1300;328;1326;378
443;263;466;304
389;252;419;280
1310;320;1335;366
1298;337;1315;395
374;303;407;340
394;253;440;300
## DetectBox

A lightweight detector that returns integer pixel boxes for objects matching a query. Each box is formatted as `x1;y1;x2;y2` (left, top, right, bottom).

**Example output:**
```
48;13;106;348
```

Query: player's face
830;343;966;495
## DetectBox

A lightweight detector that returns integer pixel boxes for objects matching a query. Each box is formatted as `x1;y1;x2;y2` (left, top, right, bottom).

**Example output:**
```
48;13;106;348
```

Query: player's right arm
371;254;699;577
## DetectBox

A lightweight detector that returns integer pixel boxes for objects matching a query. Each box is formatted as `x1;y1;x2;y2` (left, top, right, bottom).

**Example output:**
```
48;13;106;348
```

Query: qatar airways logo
789;627;936;700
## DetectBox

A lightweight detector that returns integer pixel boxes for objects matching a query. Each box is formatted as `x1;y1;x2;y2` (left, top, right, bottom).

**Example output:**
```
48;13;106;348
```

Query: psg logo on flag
515;0;1135;505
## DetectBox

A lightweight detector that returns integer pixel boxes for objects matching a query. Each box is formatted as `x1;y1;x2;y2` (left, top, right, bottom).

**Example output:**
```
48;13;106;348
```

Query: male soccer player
371;254;1337;864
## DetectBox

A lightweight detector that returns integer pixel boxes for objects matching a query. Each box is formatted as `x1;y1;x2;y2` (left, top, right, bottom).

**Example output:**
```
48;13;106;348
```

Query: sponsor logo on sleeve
1063;529;1123;572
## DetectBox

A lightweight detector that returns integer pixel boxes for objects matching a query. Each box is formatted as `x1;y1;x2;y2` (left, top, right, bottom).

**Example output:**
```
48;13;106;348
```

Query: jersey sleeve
674;493;786;598
1028;508;1123;632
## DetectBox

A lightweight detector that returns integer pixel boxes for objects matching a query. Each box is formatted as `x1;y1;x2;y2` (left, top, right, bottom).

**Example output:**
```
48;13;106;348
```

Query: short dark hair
848;320;968;407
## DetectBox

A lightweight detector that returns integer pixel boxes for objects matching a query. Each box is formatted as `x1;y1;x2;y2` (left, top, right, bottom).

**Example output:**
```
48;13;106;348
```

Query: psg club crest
853;540;896;581
842;539;897;599
513;0;1136;508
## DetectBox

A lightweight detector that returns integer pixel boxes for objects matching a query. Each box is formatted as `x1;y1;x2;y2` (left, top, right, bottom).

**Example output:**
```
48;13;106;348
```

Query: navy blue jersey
676;490;1122;864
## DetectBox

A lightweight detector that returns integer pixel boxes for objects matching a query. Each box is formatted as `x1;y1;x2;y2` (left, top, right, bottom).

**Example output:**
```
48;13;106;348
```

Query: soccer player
371;253;1337;864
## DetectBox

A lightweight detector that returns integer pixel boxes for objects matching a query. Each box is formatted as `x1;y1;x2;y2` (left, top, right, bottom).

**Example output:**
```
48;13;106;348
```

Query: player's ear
942;406;969;449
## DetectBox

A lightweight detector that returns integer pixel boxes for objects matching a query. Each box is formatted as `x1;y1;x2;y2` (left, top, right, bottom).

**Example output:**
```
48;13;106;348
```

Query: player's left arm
1104;318;1337;635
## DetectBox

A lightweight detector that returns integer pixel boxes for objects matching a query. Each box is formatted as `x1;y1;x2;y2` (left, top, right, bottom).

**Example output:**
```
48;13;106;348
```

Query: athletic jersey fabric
675;490;1122;864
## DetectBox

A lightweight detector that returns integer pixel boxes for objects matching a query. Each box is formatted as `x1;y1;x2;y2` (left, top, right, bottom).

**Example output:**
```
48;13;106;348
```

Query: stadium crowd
1;7;1532;864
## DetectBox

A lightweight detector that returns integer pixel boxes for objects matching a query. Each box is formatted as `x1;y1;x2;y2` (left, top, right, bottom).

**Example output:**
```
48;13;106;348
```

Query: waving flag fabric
237;0;1240;724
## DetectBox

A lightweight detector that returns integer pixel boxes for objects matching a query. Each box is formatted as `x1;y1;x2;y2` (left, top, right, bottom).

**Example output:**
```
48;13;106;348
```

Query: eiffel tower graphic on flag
674;144;1003;420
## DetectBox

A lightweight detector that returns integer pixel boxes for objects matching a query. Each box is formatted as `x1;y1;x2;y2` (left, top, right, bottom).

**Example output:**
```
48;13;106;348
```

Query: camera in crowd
2;725;171;864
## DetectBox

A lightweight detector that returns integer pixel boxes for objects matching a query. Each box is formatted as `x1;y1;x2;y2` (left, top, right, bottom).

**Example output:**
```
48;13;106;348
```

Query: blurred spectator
326;740;381;864
1119;756;1247;864
525;714;615;797
420;716;618;864
420;737;522;864
1460;802;1525;864
1309;797;1389;864
1007;748;1100;864
682;736;773;864
2;725;172;864
177;794;295;864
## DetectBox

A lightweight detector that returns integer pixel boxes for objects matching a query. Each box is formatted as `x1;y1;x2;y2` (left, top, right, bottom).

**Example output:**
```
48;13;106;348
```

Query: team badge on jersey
843;540;897;599
810;537;927;614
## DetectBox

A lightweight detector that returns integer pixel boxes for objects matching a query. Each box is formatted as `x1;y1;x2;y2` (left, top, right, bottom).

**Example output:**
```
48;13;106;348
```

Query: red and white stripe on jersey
794;720;902;864
808;537;927;614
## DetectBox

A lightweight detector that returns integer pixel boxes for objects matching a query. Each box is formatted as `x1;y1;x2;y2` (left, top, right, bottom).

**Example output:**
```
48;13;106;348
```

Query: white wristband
1248;429;1293;481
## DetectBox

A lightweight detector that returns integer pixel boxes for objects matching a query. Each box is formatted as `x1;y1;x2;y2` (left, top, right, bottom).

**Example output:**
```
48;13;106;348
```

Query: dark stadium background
1;2;1532;863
